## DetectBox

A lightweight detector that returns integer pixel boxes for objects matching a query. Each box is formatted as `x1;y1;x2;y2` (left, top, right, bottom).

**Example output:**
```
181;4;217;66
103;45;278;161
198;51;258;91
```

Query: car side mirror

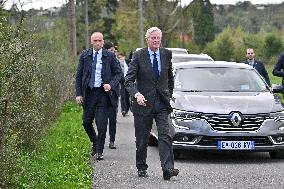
271;84;283;93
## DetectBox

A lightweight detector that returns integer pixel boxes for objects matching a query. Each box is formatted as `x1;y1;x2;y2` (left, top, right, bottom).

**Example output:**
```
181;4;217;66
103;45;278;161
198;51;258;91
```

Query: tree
190;0;215;47
84;0;89;48
77;0;115;52
144;0;180;47
112;0;141;53
264;33;283;59
207;27;234;61
68;0;77;56
102;0;118;42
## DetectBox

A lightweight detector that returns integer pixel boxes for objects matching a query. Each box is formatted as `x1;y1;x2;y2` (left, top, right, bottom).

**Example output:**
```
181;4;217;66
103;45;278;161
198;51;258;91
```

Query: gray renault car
150;61;284;159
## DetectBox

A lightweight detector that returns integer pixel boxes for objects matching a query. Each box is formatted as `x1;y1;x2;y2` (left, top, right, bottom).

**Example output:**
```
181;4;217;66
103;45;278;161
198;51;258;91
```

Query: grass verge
17;102;92;188
267;65;284;102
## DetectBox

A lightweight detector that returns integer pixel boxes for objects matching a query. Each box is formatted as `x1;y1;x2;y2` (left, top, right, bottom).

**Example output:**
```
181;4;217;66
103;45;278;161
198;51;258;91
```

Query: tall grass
16;102;92;188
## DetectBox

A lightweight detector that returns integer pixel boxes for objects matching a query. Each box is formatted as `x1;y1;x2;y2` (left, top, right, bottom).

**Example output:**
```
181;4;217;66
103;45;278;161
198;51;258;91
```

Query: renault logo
230;112;242;126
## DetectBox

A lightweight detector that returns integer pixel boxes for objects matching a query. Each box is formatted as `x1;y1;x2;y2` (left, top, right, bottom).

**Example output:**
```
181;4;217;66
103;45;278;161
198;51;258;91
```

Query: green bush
207;27;235;61
264;33;283;59
0;11;75;188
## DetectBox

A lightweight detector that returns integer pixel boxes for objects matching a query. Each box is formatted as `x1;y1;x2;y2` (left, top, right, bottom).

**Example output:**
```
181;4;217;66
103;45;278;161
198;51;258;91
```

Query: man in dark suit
117;52;131;116
272;52;284;94
104;41;119;149
75;32;122;160
245;48;270;86
125;27;179;180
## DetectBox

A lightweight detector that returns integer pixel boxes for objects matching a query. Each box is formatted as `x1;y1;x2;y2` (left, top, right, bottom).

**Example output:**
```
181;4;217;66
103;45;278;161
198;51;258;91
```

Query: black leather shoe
163;168;179;180
109;142;117;149
91;143;97;156
138;170;148;177
96;153;104;160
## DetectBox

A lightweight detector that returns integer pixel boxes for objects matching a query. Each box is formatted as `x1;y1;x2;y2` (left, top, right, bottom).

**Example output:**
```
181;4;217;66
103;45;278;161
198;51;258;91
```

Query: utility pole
138;0;144;48
180;0;184;48
178;0;182;47
84;0;89;48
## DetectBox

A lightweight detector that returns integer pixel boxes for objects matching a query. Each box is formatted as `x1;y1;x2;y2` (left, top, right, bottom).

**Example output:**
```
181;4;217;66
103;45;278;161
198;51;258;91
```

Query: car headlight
270;111;284;122
171;109;202;120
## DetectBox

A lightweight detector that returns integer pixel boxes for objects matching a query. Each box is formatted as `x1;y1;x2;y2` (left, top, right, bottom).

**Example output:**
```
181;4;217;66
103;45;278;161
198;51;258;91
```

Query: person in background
104;41;121;149
117;52;131;117
272;52;284;94
125;27;179;180
104;41;116;54
75;33;122;160
245;48;270;86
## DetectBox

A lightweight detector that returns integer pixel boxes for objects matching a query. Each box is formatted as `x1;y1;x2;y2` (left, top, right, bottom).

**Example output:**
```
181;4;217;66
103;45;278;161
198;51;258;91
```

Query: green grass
268;65;281;85
267;65;284;102
17;102;92;189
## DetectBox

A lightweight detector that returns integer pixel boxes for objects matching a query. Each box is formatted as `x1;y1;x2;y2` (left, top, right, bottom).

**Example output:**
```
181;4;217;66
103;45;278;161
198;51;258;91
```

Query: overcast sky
4;0;284;11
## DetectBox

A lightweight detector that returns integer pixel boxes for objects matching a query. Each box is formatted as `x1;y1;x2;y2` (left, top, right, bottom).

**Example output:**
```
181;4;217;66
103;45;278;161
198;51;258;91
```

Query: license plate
217;141;255;150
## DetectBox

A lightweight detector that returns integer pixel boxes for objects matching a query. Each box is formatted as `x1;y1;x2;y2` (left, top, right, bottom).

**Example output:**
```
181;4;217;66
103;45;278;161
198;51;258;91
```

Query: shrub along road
93;109;284;189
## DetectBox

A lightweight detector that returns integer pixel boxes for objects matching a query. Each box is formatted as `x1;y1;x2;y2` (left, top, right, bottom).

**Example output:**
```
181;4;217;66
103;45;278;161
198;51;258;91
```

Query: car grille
201;113;270;132
199;136;272;146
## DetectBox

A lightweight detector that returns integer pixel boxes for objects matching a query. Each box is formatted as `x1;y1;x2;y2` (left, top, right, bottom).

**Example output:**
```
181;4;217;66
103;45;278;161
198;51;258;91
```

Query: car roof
174;61;253;70
166;48;188;54
172;53;213;60
135;47;188;54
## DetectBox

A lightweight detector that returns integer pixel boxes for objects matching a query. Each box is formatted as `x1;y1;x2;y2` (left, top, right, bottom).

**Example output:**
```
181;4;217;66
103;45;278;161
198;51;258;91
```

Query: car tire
174;150;181;160
148;134;158;146
269;151;284;159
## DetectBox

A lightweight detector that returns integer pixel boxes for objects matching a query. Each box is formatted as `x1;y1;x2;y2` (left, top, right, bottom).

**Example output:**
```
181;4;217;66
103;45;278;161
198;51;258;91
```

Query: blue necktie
153;53;159;79
89;52;98;88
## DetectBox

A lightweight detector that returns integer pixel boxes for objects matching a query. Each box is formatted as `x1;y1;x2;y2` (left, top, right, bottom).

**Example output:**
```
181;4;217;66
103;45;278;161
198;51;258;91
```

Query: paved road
93;110;284;189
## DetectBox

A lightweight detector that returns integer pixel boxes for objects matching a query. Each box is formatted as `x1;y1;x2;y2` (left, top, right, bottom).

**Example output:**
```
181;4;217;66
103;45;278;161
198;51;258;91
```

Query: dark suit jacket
245;60;270;86
75;48;122;107
125;48;174;115
272;53;284;87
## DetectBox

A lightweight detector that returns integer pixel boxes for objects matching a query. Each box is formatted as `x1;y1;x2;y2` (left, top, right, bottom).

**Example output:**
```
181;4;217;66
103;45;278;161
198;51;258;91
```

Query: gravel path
92;109;284;189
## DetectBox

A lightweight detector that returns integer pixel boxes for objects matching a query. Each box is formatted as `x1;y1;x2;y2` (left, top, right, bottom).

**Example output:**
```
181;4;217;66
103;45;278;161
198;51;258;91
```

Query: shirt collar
93;48;102;55
148;47;160;57
248;59;254;63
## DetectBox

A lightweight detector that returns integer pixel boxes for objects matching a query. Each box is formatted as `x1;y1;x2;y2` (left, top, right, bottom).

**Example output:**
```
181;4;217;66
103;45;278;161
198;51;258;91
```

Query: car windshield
172;56;212;63
174;67;268;92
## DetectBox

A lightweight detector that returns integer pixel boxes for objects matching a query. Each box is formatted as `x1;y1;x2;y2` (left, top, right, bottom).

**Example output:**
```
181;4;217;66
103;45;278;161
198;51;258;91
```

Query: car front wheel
269;150;284;159
174;150;181;160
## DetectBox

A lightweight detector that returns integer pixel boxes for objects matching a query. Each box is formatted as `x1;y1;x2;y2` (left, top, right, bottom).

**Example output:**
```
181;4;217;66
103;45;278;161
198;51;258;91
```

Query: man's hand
136;94;147;106
76;96;83;105
103;84;112;92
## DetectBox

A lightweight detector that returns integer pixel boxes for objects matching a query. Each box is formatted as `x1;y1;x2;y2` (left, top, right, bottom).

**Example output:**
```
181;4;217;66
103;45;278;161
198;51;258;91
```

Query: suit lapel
158;48;167;82
86;48;93;73
254;61;258;69
141;48;156;80
160;48;166;72
101;49;109;82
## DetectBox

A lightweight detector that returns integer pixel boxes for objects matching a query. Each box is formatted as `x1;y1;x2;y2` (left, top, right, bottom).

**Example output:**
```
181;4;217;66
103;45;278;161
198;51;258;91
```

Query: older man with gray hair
125;26;179;180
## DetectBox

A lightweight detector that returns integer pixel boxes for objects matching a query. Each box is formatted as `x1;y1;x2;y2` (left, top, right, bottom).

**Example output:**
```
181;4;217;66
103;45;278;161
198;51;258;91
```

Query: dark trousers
134;105;174;171
120;83;130;113
108;100;118;143
83;87;110;153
